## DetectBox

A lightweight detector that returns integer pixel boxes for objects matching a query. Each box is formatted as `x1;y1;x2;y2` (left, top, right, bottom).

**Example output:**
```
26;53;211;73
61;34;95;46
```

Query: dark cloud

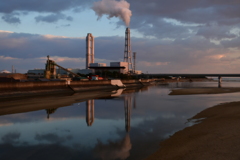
0;0;239;41
0;0;94;14
35;13;73;23
197;24;237;40
221;37;240;49
123;0;240;40
1;132;21;144
0;32;85;59
2;13;21;24
1;30;239;73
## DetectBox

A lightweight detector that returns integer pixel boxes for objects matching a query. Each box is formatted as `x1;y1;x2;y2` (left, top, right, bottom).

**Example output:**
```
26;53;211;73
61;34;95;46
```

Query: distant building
27;69;45;79
135;70;142;74
0;73;27;82
27;68;94;79
90;63;107;67
110;62;129;74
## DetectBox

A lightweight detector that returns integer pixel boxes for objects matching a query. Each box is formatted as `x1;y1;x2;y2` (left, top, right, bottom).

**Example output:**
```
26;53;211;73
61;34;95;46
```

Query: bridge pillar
218;76;222;84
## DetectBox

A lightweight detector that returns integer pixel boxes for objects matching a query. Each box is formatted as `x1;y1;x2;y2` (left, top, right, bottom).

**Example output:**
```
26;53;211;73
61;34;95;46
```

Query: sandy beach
146;88;240;160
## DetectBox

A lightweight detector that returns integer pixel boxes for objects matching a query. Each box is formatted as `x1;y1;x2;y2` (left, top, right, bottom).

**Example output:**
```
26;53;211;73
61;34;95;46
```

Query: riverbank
0;78;213;98
0;79;151;98
146;100;240;160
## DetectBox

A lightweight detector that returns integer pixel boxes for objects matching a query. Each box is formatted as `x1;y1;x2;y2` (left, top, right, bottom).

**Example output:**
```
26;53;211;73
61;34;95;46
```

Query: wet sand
146;89;240;160
169;87;240;95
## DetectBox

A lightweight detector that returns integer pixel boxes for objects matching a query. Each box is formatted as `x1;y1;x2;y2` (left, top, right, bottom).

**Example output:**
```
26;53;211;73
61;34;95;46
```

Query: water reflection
86;100;95;126
1;83;240;159
94;133;132;160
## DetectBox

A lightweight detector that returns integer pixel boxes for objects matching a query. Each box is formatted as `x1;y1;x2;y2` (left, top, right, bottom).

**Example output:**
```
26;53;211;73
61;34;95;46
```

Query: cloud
0;0;94;14
2;13;21;24
35;13;73;23
1;30;240;74
56;24;71;28
197;24;237;40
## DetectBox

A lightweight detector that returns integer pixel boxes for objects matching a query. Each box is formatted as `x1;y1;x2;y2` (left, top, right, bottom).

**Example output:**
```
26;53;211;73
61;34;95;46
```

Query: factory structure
27;28;141;80
87;27;140;75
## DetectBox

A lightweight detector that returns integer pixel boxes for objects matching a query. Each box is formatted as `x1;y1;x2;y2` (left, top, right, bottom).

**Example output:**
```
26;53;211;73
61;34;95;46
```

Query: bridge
145;73;240;84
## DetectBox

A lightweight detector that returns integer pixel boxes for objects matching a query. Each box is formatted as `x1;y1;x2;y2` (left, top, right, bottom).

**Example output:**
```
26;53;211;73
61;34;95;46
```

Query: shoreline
146;101;240;160
0;80;147;98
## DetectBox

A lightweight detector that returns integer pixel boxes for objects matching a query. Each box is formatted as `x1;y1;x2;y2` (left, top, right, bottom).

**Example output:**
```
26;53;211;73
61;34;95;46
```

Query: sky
0;0;240;73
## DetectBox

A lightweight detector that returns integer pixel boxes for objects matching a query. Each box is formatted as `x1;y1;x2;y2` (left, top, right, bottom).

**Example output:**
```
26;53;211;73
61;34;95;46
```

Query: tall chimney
86;33;94;69
124;28;133;73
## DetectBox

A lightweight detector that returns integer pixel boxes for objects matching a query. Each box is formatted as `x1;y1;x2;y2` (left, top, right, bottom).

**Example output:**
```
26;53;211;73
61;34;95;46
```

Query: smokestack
124;28;133;72
86;33;94;69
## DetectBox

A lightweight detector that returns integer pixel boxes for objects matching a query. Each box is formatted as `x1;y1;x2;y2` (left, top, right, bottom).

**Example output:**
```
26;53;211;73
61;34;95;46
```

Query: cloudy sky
0;0;240;73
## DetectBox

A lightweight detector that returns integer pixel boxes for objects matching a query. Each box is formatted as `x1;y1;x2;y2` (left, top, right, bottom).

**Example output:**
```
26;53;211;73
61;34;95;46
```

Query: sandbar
169;87;240;95
146;101;240;160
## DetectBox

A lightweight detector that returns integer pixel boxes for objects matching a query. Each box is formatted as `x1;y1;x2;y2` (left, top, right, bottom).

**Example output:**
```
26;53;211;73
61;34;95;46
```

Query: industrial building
0;73;27;82
87;28;140;75
27;27;141;80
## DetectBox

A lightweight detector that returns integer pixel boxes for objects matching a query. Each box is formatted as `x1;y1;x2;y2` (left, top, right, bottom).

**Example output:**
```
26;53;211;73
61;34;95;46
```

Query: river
0;80;240;160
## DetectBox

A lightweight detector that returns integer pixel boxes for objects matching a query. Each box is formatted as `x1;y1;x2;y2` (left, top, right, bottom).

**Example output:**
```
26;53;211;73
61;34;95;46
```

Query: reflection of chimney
46;108;57;119
124;96;132;132
86;100;95;126
86;33;94;69
124;28;133;72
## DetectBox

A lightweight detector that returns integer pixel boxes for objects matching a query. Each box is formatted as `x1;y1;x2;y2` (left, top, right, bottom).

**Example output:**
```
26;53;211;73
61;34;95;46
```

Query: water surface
0;81;240;160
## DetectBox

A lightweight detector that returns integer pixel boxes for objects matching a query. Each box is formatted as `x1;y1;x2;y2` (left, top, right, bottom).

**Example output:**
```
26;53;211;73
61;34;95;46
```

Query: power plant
27;28;140;80
86;27;138;75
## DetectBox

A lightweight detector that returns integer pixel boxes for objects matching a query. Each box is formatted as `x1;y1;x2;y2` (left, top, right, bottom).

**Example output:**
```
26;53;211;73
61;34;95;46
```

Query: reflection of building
86;100;95;126
124;95;132;132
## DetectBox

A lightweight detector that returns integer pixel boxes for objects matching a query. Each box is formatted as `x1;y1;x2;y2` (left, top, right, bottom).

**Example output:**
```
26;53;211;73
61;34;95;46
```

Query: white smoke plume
92;0;132;26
